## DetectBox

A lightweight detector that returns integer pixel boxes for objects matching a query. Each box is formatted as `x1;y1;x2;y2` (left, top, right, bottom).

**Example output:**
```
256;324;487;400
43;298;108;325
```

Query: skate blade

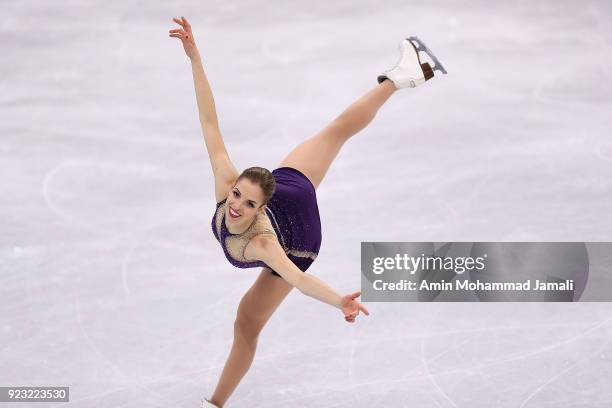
407;36;448;75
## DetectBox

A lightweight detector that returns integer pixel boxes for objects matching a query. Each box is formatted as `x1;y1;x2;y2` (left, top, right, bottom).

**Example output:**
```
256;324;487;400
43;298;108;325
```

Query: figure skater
168;16;447;408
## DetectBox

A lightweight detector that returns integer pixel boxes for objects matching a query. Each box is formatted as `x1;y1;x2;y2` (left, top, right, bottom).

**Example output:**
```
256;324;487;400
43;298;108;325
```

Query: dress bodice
211;167;322;277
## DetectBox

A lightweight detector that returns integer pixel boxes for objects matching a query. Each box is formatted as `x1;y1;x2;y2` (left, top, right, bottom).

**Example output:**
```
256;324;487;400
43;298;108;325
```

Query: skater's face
226;178;266;226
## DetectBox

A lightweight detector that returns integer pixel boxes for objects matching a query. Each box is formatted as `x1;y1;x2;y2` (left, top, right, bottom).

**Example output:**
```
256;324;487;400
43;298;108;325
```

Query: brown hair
236;166;276;207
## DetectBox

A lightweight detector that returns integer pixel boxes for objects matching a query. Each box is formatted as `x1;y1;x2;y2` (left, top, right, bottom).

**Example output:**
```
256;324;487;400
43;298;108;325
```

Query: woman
168;16;446;408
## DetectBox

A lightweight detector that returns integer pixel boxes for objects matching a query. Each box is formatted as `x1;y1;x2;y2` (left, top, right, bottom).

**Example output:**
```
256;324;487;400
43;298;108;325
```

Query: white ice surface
2;0;612;407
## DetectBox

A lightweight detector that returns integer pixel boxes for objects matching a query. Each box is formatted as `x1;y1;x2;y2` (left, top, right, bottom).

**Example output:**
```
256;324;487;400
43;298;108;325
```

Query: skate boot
201;397;220;407
377;36;447;89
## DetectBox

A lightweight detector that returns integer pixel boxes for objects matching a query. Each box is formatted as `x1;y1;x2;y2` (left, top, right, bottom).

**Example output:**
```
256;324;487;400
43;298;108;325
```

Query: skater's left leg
279;79;397;189
208;267;293;407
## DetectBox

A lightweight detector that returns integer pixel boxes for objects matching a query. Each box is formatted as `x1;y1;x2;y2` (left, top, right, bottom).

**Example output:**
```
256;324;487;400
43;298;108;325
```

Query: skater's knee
331;113;370;141
234;295;265;341
233;317;262;343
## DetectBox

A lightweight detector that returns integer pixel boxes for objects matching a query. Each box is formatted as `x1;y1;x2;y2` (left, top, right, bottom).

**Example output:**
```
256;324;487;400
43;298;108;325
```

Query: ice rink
2;0;612;406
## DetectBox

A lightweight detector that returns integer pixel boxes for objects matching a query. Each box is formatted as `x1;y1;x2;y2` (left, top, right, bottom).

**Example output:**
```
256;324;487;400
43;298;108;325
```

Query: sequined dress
212;167;322;278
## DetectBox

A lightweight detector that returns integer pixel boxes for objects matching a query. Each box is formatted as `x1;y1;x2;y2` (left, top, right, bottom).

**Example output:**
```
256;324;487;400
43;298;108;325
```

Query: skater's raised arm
169;16;239;202
249;236;370;323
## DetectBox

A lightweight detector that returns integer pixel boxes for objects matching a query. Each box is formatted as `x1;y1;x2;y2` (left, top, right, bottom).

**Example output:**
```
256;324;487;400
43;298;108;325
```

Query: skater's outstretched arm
248;236;370;323
169;16;239;203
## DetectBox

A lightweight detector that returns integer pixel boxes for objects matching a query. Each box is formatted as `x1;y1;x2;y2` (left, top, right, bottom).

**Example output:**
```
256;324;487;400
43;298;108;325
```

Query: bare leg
208;268;293;407
279;79;397;190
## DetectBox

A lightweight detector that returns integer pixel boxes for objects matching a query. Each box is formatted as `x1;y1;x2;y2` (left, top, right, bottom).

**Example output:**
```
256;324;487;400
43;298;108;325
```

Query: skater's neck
225;214;257;235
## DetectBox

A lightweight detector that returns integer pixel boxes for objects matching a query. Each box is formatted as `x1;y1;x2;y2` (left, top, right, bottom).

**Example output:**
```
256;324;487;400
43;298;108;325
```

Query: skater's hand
169;16;199;60
340;291;370;323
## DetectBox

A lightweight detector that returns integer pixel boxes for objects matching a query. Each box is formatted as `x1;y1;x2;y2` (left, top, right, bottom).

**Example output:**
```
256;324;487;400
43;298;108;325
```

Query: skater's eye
234;189;257;207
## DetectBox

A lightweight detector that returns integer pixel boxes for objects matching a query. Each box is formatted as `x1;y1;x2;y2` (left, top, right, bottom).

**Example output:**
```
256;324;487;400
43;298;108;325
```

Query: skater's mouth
228;206;241;219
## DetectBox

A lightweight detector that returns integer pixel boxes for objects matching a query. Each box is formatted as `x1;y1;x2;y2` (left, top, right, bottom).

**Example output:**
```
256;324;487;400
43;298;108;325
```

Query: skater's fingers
182;16;192;30
168;28;184;34
169;33;184;40
172;17;185;27
359;304;370;316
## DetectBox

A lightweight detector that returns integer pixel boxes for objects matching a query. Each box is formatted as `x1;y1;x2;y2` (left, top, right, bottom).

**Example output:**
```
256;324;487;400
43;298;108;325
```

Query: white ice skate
377;36;447;89
200;397;219;407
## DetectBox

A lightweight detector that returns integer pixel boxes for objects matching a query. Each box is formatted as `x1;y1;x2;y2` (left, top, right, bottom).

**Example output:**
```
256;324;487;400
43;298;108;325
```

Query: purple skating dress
211;167;322;278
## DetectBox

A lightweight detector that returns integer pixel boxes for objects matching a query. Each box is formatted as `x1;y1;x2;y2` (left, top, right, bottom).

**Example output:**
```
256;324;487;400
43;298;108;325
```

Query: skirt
265;166;323;277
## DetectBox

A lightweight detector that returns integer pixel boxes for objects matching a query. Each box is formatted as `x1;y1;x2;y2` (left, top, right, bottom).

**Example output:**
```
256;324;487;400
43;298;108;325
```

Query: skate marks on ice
41;156;216;291
41;158;176;236
70;282;176;408
529;3;612;164
249;308;612;408
517;347;608;408
418;306;612;408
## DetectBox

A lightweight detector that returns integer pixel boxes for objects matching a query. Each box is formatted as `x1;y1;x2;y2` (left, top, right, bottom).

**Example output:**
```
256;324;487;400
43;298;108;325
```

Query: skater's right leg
278;37;447;191
209;267;293;407
278;79;397;190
